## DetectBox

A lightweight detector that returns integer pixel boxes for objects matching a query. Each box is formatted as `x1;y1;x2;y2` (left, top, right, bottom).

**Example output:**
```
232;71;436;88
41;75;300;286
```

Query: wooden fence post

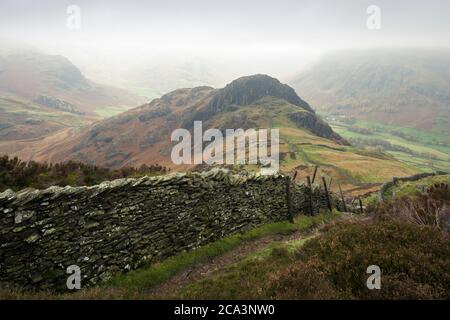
322;177;332;212
306;176;314;216
338;183;348;212
311;166;319;184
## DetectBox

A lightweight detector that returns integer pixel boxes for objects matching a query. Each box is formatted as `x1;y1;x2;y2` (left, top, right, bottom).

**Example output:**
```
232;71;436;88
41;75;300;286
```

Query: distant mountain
0;96;90;141
290;49;450;131
1;75;417;192
0;49;146;139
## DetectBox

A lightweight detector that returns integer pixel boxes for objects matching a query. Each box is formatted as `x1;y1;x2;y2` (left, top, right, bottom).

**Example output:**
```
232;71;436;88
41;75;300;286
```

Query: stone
43;228;57;236
25;234;40;243
0;189;16;201
14;211;35;224
12;226;25;233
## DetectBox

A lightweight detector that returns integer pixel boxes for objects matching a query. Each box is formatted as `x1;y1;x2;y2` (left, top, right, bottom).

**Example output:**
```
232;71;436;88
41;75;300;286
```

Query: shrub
375;183;450;232
0;155;168;192
428;183;450;202
267;259;343;299
268;220;450;299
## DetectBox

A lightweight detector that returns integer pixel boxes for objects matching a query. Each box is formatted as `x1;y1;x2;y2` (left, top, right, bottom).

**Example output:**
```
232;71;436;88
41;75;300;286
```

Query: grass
177;247;294;300
386;174;450;200
174;235;322;300
362;173;450;209
0;97;89;127
358;118;450;153
326;116;450;172
386;151;440;172
174;182;450;300
0;96;90;140
239;235;316;263
94;105;134;118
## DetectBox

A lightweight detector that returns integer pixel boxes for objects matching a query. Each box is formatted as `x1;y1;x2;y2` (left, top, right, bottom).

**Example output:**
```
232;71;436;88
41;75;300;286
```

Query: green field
383;174;450;201
95;105;137;118
324;115;450;173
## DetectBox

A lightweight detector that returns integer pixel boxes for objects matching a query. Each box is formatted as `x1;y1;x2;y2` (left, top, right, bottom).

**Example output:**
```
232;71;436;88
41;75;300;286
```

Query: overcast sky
1;0;449;84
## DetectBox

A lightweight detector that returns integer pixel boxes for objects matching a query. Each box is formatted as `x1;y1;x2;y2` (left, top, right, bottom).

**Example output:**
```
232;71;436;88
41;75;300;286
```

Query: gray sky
1;0;449;86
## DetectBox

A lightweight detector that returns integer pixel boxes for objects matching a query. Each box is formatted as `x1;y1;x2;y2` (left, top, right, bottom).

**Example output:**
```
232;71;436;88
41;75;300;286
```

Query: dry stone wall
377;171;448;203
0;169;292;290
0;169;335;291
290;183;343;215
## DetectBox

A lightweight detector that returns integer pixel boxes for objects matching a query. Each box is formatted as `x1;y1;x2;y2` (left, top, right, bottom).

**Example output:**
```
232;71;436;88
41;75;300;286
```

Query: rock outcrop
289;111;350;145
208;74;314;113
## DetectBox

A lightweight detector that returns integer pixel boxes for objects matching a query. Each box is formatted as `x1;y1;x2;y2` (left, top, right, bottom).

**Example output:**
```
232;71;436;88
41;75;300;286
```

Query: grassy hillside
290;49;450;132
382;173;450;202
0;97;418;194
289;49;450;175
0;97;90;140
211;97;418;192
0;49;145;120
0;48;147;143
0;75;420;193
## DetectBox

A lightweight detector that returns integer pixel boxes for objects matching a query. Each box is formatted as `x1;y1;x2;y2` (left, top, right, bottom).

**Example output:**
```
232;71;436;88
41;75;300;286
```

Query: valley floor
324;115;450;173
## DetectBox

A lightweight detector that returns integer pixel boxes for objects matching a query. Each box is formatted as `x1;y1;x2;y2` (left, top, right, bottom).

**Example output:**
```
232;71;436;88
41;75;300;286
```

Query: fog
1;0;449;95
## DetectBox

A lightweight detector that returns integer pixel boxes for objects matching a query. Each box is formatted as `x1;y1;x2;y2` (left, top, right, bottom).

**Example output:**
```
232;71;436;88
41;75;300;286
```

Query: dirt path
148;213;356;298
147;231;304;298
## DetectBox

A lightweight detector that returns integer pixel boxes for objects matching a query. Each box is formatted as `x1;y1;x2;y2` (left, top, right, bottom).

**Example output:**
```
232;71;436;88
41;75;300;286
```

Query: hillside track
148;213;358;298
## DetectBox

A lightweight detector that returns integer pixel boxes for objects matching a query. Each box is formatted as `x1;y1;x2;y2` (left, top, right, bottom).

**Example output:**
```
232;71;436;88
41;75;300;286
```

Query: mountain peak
208;74;314;113
230;74;279;84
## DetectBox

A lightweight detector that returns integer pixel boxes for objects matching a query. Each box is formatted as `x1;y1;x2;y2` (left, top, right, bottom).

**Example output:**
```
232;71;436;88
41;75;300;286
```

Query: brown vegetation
0;155;167;192
375;183;450;232
267;219;449;299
